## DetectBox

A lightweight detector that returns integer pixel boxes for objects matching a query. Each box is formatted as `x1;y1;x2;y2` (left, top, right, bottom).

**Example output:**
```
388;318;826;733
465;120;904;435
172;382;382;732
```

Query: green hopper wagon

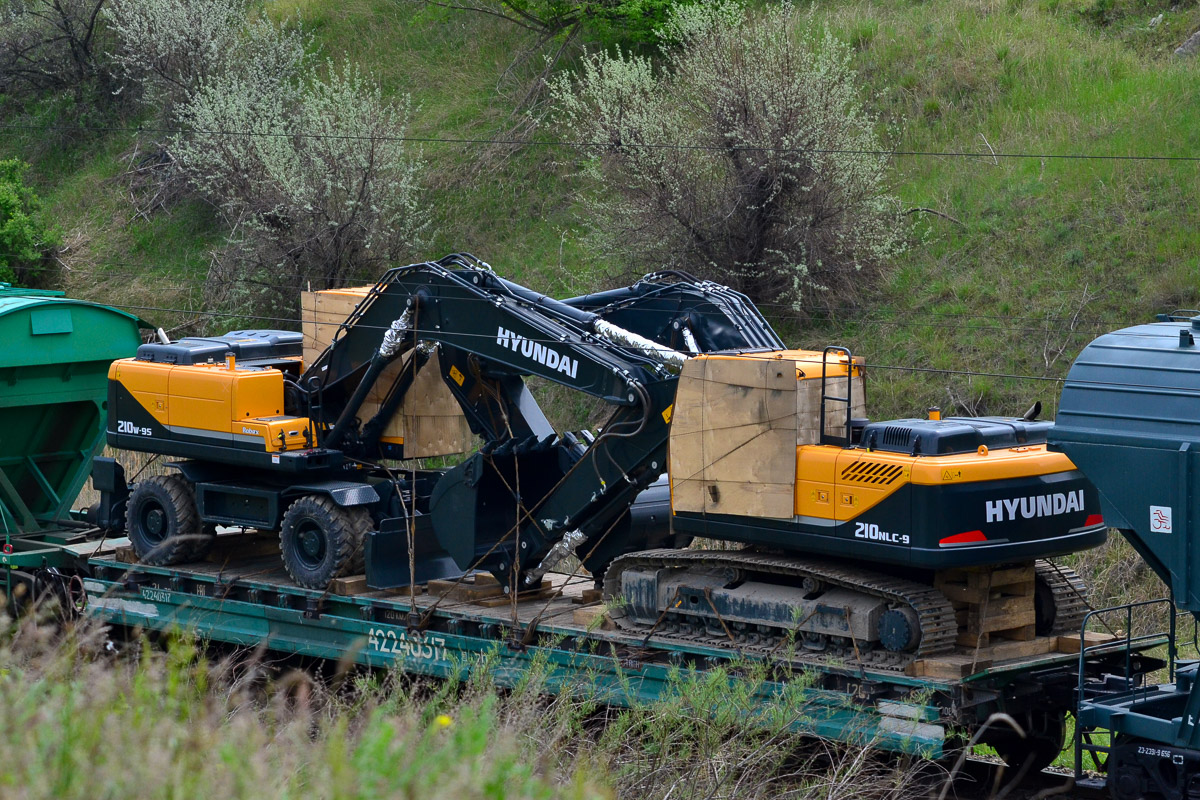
0;283;145;549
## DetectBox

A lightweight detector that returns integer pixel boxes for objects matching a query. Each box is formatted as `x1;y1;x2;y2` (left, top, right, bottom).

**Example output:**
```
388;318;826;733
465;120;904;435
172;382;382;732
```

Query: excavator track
603;549;959;672
1034;559;1090;635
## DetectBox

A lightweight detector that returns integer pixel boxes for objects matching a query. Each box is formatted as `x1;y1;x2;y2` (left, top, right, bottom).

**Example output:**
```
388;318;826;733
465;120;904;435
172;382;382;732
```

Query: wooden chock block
572;587;603;605
938;562;1038;648
907;654;992;680
473;580;553;607
1057;631;1119;653
427;572;510;602
572;603;615;631
329;575;369;596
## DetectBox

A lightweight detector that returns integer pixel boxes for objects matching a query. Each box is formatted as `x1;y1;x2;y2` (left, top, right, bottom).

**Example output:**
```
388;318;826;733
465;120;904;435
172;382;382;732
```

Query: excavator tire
126;475;205;566
279;495;370;589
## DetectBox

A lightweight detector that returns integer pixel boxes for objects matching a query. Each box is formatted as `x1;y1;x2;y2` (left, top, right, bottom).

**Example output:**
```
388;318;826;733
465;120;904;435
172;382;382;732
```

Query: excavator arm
560;269;784;354
301;254;777;588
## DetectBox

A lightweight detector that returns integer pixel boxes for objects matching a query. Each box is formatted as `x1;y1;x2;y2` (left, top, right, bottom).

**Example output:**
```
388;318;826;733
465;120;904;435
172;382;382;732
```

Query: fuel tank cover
860;417;1051;456
137;330;303;365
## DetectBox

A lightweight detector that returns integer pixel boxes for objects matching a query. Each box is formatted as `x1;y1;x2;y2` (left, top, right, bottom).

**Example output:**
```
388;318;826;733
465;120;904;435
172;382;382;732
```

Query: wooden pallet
426;572;553;605
935;563;1037;648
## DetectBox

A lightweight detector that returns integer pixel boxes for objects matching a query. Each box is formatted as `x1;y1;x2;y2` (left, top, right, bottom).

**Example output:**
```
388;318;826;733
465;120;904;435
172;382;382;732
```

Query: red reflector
940;530;987;545
1085;514;1104;527
1;543;12;554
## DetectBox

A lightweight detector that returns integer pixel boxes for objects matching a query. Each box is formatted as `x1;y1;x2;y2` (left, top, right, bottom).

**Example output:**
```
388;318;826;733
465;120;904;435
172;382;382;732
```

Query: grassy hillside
818;0;1200;419
2;2;1199;781
3;0;1199;420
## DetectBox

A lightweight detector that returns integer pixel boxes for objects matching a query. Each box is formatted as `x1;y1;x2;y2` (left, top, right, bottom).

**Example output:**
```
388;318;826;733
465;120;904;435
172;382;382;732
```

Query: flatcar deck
50;530;1153;762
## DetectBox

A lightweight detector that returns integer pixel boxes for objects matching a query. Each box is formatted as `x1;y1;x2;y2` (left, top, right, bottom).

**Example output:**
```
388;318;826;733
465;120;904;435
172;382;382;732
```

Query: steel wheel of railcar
279;495;369;589
1;570;35;617
980;708;1067;776
126;475;207;565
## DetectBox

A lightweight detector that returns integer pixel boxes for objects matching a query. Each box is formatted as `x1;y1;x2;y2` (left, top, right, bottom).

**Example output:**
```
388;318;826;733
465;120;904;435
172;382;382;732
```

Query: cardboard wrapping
669;352;865;520
301;287;473;458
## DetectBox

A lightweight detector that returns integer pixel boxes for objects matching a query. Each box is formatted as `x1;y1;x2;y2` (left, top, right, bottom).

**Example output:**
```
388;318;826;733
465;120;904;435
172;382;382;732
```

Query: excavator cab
666;346;1107;570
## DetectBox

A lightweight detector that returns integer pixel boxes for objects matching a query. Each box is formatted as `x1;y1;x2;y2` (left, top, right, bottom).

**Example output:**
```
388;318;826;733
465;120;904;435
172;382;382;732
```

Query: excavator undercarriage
605;551;1090;672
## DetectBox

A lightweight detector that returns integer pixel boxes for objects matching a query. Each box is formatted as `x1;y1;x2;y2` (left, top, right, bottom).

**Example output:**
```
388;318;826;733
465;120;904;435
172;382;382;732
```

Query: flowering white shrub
104;0;426;320
552;2;906;312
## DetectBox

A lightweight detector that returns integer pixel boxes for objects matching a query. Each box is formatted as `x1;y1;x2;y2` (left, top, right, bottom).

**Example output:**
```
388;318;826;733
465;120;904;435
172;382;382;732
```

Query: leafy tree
0;0;114;102
0;158;58;285
423;0;688;123
104;0;311;112
552;2;907;313
172;59;426;319
103;0;424;322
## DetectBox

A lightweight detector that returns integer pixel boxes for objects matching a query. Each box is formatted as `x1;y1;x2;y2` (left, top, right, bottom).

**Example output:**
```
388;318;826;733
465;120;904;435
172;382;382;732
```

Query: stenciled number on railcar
367;628;448;661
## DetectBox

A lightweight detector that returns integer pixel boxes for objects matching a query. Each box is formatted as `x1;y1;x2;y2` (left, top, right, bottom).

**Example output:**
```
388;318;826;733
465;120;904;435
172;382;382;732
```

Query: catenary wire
22;261;1137;332
9;254;1180;344
97;294;1120;340
88;298;1200;395
3;122;1200;162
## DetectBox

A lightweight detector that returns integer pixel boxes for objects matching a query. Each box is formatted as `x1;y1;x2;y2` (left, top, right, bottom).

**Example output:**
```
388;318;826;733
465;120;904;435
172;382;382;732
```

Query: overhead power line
2;122;1199;163
89;297;1200;396
45;263;1116;337
3;256;1129;325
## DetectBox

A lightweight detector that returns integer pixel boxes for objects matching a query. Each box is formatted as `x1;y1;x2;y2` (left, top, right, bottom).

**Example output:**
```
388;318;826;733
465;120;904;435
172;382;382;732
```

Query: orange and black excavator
98;254;1104;683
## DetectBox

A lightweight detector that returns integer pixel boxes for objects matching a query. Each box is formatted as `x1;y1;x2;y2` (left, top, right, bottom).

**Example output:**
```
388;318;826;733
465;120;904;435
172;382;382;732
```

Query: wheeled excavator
97;254;1106;678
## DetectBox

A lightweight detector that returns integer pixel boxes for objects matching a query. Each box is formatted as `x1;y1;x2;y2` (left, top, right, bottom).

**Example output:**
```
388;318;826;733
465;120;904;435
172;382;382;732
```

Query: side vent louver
840;460;905;485
882;426;913;448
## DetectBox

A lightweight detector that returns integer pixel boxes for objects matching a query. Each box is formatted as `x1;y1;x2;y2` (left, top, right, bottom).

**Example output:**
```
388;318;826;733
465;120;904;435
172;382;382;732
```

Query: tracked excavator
100;254;1105;677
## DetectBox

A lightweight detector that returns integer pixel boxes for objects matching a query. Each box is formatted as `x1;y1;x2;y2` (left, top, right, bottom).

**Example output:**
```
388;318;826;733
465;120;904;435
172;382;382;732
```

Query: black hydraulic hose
589;380;653;487
361;348;430;452
484;273;599;328
323;354;397;450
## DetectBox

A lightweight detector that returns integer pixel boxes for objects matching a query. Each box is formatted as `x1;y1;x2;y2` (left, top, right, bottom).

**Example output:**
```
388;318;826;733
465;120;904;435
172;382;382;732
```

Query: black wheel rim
294;519;326;568
139;502;168;544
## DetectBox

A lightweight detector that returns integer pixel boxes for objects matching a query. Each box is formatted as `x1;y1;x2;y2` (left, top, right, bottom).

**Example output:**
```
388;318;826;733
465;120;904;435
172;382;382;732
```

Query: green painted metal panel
80;571;946;756
1050;319;1200;615
0;285;146;533
29;306;74;335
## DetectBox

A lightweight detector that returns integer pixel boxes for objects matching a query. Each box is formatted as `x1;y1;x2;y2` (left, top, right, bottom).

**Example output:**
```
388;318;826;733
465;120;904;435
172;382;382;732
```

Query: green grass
801;0;1200;418
0;626;603;799
0;619;929;800
261;0;602;295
